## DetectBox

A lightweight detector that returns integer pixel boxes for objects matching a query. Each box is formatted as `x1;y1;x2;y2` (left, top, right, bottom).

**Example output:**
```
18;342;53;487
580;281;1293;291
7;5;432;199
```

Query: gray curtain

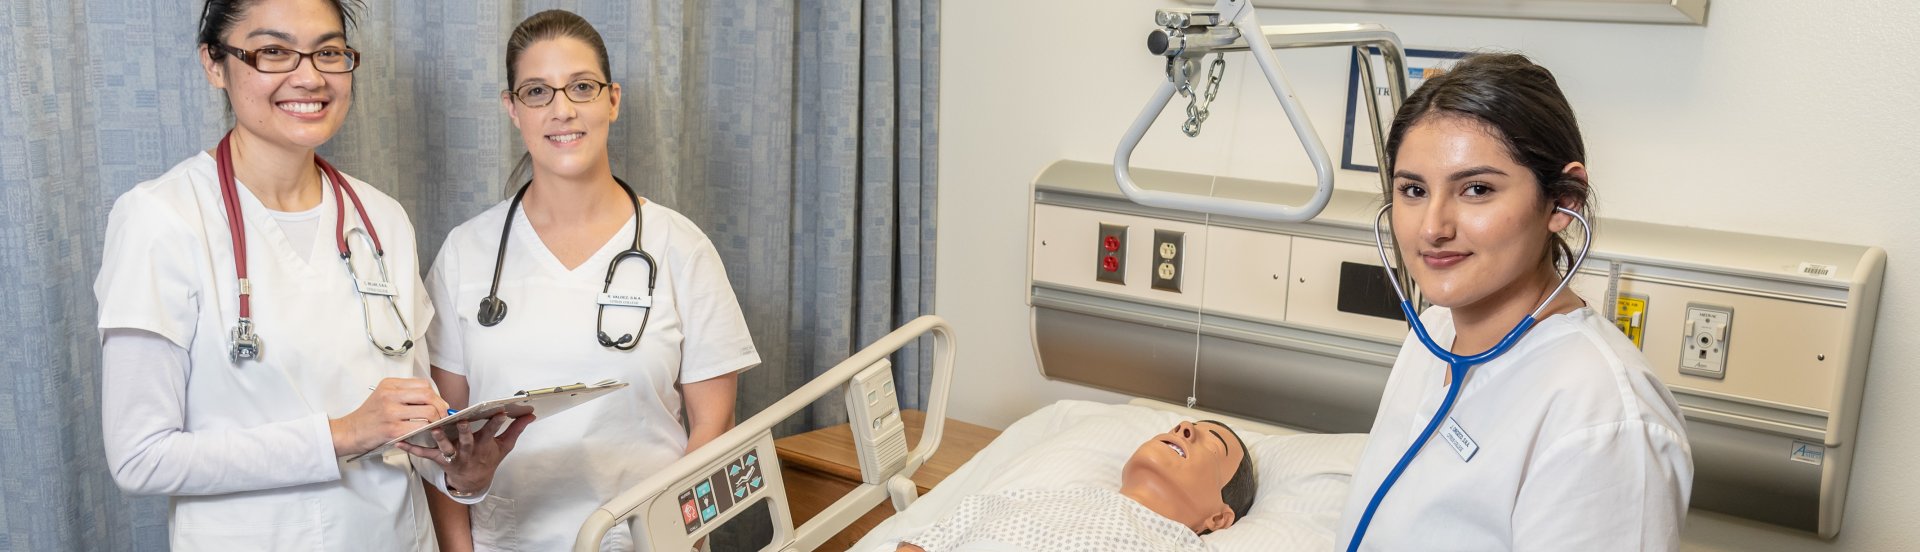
0;0;937;549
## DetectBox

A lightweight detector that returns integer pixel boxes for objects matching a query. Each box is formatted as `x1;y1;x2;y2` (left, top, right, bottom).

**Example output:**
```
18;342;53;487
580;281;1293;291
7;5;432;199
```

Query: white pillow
851;400;1366;551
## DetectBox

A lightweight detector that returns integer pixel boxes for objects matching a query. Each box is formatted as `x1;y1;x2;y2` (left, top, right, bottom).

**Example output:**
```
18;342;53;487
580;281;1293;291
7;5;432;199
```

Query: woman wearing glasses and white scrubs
96;0;524;549
1335;54;1692;551
421;10;761;551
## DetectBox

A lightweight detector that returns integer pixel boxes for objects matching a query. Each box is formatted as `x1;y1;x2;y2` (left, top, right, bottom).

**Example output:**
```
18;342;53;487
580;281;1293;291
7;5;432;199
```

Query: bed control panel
846;360;910;485
629;430;792;551
677;447;769;534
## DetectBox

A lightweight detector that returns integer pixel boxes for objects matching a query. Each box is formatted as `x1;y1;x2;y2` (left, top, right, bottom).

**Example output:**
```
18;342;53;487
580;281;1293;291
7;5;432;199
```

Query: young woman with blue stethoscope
1334;54;1693;551
420;10;761;551
95;0;523;549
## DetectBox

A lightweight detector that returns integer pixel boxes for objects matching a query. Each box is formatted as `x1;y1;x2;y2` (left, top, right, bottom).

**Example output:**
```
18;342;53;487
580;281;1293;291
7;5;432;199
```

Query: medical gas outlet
1679;303;1733;380
1097;223;1128;284
1152;229;1185;292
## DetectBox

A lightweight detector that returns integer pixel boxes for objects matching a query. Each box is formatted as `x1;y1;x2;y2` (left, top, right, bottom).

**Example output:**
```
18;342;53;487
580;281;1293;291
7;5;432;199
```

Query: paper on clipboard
347;379;629;462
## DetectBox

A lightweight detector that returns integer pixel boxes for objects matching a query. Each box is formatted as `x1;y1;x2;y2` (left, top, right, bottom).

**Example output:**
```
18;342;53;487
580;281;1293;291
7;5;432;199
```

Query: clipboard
347;379;629;462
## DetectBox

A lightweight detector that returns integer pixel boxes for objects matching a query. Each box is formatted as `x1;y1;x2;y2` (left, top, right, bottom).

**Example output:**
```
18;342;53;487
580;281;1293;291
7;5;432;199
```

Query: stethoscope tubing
478;177;657;351
216;130;412;361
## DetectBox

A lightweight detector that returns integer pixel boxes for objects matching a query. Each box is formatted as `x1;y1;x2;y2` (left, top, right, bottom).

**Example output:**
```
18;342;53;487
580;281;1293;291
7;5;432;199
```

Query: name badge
598;292;653;308
355;279;397;297
1439;417;1479;462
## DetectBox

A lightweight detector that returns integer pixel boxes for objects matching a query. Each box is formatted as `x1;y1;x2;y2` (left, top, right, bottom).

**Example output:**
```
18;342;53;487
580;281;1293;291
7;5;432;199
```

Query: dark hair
503;9;613;186
1199;420;1258;529
1383;53;1594;271
199;0;364;59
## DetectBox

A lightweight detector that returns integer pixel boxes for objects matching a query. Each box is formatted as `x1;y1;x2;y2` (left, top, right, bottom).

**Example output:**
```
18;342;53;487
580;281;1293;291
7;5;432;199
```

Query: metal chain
1181;55;1227;137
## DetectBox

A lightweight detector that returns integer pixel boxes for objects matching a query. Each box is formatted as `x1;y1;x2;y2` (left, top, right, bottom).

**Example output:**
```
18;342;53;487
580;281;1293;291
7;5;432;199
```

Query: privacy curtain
0;0;937;548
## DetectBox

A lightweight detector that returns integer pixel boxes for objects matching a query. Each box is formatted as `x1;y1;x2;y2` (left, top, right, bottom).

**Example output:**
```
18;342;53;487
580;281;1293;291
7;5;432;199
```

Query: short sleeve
425;242;467;375
672;232;760;384
95;192;202;347
1511;420;1692;551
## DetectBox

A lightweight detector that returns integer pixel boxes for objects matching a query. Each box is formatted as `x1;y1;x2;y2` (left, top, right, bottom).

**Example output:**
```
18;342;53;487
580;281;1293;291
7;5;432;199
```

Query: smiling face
1121;420;1247;532
1389;115;1576;312
200;0;353;151
503;36;620;182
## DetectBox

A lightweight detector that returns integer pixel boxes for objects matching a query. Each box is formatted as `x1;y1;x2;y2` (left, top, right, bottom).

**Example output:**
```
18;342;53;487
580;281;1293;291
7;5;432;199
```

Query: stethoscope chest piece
477;296;508;327
230;319;261;364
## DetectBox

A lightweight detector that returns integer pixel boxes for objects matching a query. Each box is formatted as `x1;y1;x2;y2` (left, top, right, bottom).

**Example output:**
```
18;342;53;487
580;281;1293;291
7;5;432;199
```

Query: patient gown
905;487;1209;552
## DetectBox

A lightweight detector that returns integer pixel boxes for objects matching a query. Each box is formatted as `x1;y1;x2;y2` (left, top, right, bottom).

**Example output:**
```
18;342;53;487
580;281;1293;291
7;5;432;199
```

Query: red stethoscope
216;131;413;363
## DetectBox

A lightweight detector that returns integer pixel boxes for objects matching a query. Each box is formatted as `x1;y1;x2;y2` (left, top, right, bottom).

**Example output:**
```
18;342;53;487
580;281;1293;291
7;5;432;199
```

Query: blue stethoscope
1346;203;1592;552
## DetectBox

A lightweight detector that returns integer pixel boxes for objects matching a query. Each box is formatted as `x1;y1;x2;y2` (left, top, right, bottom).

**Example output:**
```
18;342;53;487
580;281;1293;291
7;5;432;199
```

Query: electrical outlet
1151;229;1184;292
1096;223;1127;285
1679;303;1732;379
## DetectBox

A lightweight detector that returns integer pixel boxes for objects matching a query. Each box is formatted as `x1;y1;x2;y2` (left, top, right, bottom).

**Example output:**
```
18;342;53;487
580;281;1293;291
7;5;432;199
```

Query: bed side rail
576;315;957;552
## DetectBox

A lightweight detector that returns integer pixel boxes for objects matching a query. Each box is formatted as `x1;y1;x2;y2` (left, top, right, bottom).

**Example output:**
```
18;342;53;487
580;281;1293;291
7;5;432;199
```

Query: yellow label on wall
1615;294;1648;349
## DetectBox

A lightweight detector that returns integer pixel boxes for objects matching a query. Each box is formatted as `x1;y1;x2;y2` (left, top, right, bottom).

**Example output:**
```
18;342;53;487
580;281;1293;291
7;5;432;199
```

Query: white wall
935;1;1919;550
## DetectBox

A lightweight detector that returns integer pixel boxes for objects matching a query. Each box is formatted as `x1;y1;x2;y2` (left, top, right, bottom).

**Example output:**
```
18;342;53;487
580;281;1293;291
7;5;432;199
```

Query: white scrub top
95;152;442;551
1335;306;1692;551
427;196;760;551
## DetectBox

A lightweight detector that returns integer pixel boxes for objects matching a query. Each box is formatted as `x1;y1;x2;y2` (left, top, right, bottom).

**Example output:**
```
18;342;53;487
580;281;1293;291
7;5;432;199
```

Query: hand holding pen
327;378;452;457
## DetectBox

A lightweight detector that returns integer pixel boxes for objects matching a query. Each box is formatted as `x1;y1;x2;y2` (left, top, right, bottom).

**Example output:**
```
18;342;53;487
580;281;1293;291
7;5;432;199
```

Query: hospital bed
572;311;1376;552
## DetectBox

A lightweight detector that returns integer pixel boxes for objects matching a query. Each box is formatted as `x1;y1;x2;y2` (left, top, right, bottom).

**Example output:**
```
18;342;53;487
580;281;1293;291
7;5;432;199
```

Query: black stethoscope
475;177;657;350
216;131;415;364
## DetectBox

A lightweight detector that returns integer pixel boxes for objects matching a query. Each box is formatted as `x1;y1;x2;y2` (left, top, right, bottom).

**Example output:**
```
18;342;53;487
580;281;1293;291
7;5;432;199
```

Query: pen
368;386;460;415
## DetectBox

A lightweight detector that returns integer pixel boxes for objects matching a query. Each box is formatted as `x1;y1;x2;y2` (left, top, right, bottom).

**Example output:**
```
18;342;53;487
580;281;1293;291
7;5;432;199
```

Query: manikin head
1120;420;1257;534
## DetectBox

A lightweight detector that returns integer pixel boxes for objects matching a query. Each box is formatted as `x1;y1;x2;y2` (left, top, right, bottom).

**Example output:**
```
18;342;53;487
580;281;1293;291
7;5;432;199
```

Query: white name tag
597;292;653;308
355;279;397;297
1439;417;1479;462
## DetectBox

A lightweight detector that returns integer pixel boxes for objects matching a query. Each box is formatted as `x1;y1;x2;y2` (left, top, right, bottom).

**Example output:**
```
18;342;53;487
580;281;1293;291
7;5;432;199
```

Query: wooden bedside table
775;409;1000;551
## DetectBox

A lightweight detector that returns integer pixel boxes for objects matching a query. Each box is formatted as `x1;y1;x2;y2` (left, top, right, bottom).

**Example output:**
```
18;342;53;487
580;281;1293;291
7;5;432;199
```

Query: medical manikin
895;421;1257;552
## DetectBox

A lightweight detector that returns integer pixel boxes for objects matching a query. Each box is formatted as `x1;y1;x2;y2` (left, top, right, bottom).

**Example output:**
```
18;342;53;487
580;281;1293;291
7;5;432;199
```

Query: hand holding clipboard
349;379;628;463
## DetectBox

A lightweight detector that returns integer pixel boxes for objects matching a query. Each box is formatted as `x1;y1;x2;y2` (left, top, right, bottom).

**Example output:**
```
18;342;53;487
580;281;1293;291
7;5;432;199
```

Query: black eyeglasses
216;44;360;74
508;79;611;108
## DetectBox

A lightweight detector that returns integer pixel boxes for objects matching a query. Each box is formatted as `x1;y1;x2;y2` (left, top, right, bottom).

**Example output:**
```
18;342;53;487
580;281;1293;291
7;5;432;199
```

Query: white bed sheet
850;400;1366;552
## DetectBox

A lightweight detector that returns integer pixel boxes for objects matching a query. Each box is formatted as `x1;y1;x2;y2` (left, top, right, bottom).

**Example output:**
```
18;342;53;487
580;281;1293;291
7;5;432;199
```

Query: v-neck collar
204;151;341;280
509;200;641;278
1408;307;1593;426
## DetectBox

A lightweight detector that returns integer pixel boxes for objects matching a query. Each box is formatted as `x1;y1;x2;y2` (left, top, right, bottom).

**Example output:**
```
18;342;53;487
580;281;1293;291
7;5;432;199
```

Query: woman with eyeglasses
95;1;523;549
420;10;760;551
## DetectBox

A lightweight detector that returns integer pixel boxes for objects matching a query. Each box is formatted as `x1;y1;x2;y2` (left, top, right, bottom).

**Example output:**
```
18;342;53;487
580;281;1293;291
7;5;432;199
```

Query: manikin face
1389;115;1577;311
502;36;621;181
201;0;354;151
1121;420;1246;533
